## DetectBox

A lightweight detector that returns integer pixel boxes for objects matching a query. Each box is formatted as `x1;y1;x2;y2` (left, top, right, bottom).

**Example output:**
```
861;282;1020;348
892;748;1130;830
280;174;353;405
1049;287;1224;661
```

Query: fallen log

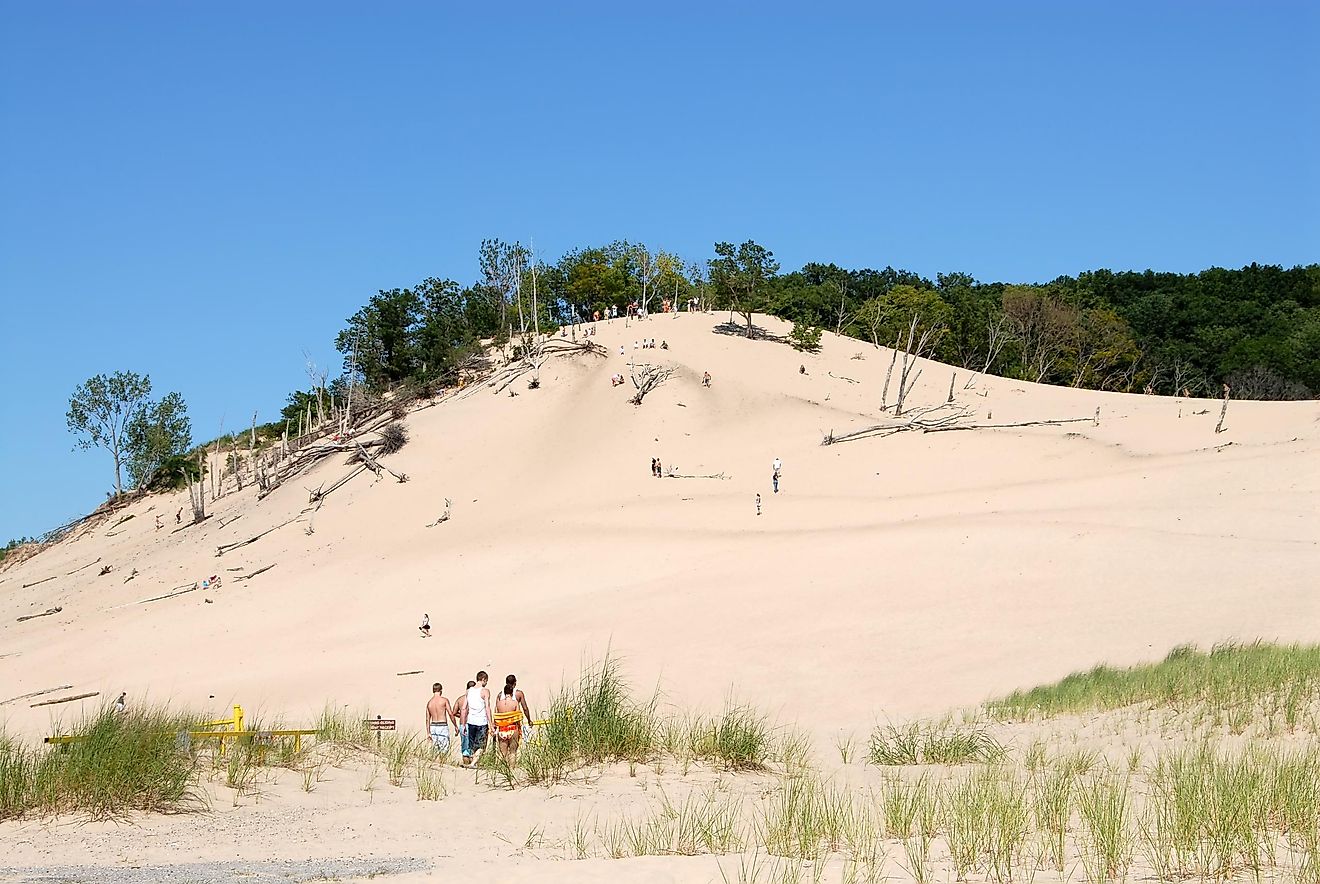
135;583;200;605
397;670;424;676
66;557;102;576
1;684;74;706
31;691;99;708
21;575;58;589
16;606;62;622
233;564;276;582
215;512;306;556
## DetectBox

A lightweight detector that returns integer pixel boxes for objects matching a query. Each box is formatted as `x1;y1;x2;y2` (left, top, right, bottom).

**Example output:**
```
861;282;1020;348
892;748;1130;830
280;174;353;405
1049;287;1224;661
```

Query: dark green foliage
125;391;191;488
66;371;154;495
788;321;822;352
709;240;780;337
144;454;203;492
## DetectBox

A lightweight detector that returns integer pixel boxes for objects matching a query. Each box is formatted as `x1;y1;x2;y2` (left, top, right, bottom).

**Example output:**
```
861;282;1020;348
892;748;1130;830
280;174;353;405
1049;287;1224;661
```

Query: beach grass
988;641;1320;722
868;719;1004;766
0;705;203;820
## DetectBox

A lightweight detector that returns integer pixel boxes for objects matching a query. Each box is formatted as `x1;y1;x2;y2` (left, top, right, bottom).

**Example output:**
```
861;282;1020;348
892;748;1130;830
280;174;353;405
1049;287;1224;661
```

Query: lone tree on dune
709;240;779;337
67;371;192;496
67;371;153;496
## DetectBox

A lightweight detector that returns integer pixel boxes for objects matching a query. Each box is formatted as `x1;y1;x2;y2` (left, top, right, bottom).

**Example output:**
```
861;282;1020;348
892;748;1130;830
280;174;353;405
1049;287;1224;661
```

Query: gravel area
0;857;419;884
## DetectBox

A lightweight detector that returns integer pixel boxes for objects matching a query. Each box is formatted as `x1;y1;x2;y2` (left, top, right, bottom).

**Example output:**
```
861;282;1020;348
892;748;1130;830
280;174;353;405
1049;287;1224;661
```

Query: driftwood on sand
1;684;73;706
426;499;453;527
66;557;102;576
21;574;58;589
822;404;1104;446
215;511;308;556
31;691;99;708
233;564;276;582
16;606;62;623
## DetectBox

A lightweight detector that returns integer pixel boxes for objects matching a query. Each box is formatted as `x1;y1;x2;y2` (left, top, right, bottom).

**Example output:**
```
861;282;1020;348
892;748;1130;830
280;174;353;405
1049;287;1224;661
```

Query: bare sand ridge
2;313;1318;881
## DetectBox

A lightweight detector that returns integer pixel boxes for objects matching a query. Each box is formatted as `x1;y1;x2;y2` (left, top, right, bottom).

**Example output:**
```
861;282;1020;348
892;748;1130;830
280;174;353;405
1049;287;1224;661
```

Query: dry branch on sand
215;511;308;556
478;338;606;397
0;685;73;706
233;564;276;582
822;404;1104;445
667;471;731;480
629;363;675;405
30;691;98;708
21;574;58;589
16;606;62;622
426;499;453;527
66;557;102;576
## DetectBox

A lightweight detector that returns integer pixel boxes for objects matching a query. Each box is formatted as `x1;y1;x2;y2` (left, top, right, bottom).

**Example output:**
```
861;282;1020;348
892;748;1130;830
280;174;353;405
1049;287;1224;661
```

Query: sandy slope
1;313;1318;880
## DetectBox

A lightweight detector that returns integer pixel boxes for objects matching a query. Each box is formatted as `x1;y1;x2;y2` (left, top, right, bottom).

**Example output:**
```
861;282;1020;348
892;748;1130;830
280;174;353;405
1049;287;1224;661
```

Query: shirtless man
424;683;456;754
462;671;492;766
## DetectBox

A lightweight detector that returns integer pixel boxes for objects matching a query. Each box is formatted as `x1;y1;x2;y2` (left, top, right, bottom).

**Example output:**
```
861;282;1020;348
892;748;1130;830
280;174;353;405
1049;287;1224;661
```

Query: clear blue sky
1;2;1316;540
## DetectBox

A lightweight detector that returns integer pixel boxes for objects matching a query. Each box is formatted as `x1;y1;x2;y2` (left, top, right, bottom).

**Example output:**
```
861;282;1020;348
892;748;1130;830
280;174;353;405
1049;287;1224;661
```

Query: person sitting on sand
493;680;525;762
419;613;431;638
462;671;491;766
703;371;711;388
425;683;456;754
114;692;127;713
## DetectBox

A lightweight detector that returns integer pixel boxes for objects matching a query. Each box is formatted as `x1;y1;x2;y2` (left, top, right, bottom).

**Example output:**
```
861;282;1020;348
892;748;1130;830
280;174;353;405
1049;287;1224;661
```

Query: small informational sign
366;717;396;732
252;731;275;746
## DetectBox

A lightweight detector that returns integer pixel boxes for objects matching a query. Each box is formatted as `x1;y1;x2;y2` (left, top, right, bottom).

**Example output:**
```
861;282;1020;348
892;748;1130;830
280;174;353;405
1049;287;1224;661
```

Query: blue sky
1;2;1316;539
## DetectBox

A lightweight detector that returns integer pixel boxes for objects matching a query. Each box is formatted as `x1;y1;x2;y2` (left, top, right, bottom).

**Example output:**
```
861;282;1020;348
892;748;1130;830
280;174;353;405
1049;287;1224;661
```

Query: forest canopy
326;240;1318;402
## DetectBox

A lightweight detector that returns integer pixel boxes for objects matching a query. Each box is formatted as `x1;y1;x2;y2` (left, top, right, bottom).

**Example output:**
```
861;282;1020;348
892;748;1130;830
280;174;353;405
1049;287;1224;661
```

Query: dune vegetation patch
988;641;1320;727
0;707;204;820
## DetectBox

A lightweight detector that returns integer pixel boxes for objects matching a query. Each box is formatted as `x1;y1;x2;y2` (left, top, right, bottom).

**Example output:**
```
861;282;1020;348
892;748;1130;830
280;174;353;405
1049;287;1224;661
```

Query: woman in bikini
493;679;525;762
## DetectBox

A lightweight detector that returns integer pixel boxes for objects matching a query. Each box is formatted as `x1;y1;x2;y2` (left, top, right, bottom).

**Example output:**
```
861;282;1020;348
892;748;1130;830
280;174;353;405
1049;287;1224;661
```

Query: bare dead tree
880;336;900;411
187;449;206;523
629;363;675;405
1215;383;1231;433
964;314;1012;390
893;315;945;416
947;372;956;403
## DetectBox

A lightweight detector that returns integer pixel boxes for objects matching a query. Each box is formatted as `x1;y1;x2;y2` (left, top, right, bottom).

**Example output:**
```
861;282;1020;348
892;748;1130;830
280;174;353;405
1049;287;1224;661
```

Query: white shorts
429;723;450;753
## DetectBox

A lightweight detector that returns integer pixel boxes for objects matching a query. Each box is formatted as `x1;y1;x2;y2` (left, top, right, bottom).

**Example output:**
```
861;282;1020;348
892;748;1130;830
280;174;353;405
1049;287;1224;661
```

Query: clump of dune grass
686;703;774;771
1;706;203;820
599;785;746;858
988;641;1320;722
518;654;662;785
868;719;1004;766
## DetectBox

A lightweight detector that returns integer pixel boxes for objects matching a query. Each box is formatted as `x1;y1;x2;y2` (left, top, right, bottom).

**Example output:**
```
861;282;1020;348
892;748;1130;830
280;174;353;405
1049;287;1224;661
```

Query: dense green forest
321;239;1319;404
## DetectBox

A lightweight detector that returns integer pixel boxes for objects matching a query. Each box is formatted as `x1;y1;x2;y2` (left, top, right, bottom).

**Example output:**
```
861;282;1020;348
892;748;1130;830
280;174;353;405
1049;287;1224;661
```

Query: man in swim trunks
424;683;455;754
462;671;491;766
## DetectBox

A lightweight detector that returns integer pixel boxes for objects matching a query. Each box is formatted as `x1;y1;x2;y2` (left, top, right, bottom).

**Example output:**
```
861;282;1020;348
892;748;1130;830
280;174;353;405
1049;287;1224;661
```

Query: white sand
2;313;1317;879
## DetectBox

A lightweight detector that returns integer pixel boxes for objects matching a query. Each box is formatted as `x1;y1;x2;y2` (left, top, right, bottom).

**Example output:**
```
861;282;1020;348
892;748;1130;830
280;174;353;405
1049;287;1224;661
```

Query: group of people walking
425;671;533;766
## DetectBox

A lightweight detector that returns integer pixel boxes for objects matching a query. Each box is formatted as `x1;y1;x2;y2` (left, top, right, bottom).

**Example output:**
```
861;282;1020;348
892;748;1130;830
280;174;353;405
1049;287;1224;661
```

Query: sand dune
3;313;1318;739
2;313;1318;880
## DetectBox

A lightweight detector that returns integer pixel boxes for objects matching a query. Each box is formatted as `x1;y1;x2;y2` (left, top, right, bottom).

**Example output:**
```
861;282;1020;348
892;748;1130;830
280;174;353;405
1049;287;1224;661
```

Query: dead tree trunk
629;363;675;405
1215;383;1231;433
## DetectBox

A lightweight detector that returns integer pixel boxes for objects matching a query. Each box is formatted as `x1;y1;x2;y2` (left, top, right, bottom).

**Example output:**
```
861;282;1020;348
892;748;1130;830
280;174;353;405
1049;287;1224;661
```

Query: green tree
125;391;192;488
67;371;153;496
709;240;780;337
